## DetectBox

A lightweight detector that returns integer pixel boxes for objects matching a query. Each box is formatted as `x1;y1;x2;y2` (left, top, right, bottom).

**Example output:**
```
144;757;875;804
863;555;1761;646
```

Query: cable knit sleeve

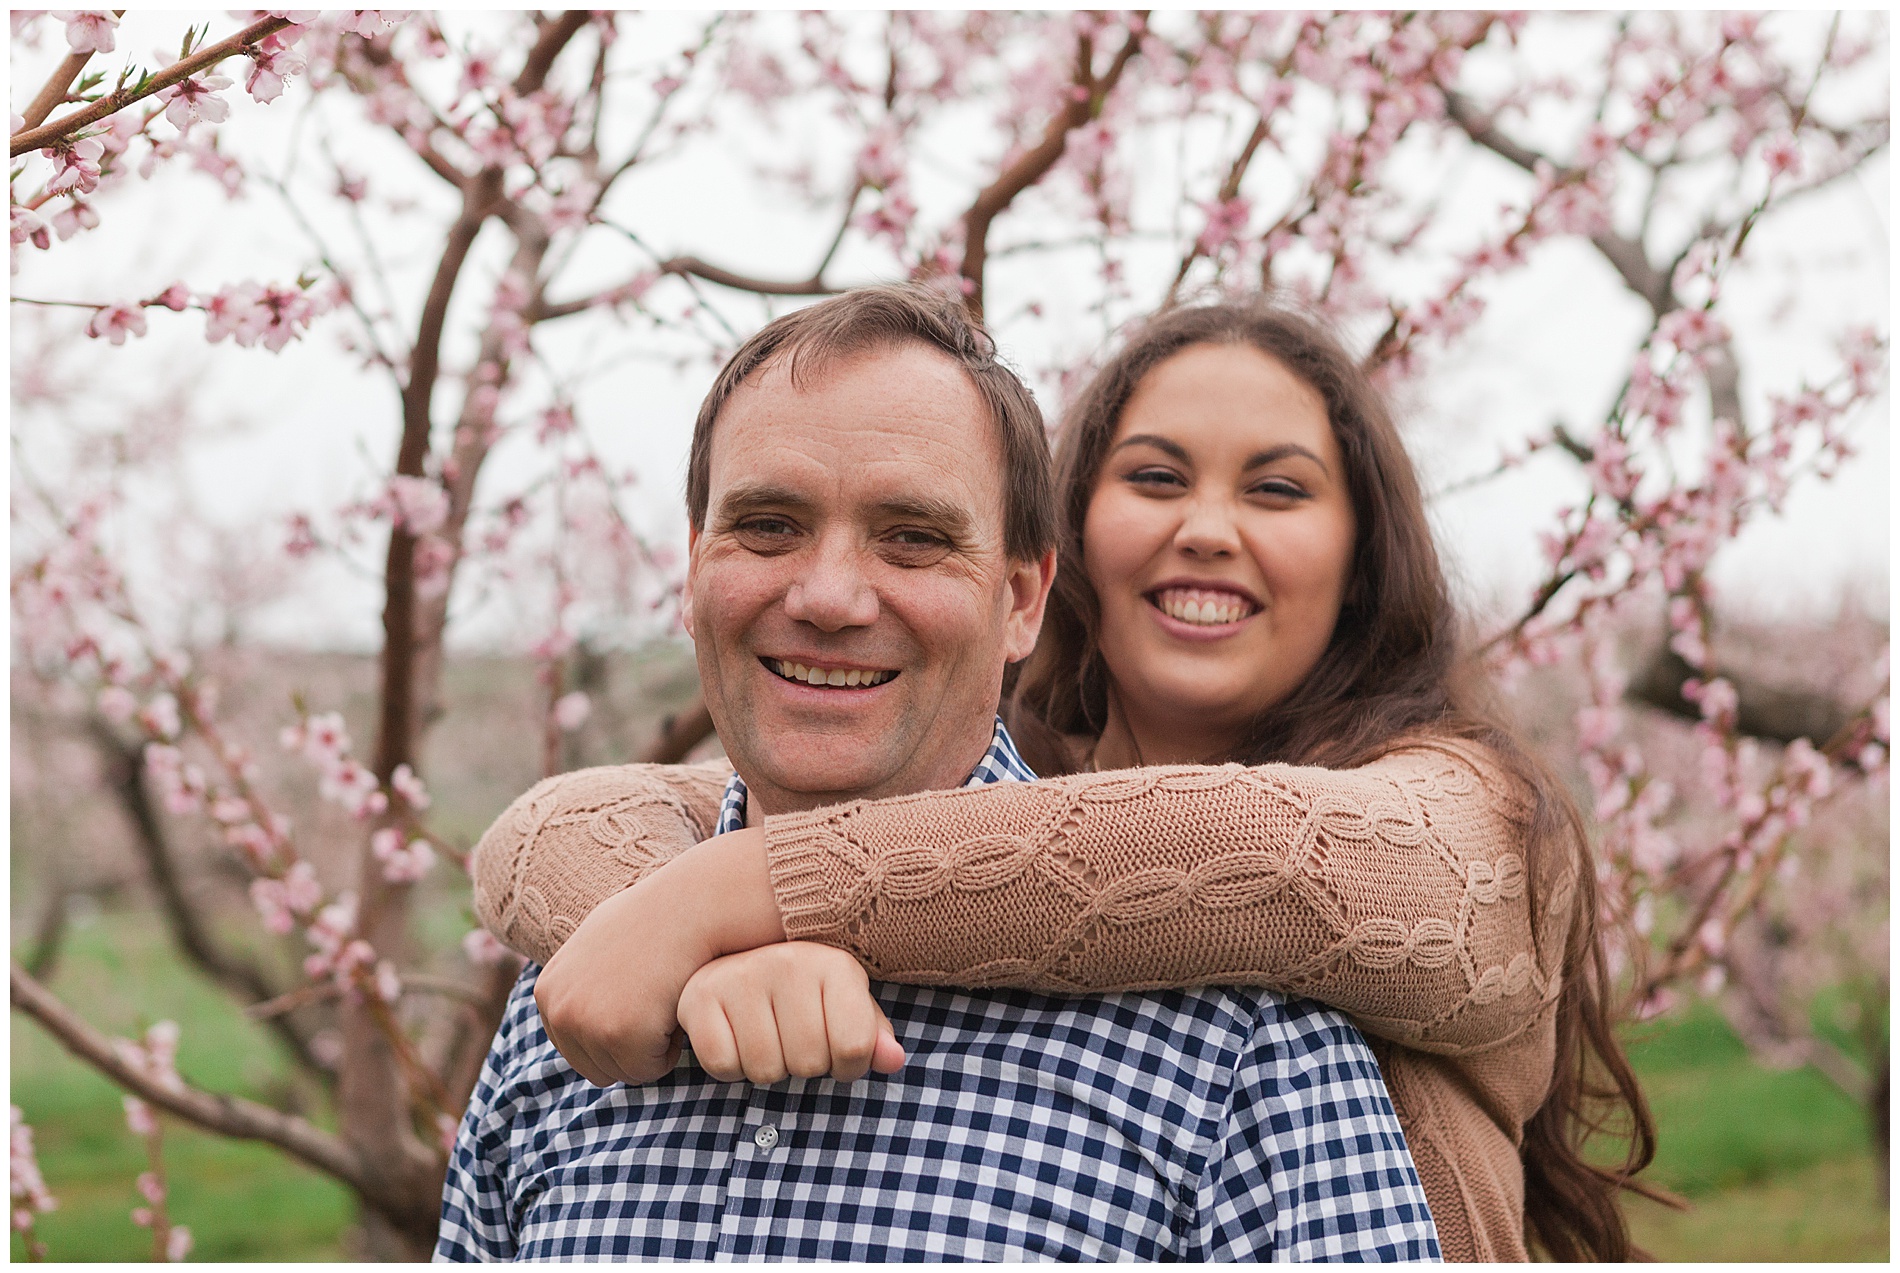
764;738;1572;1055
469;759;730;966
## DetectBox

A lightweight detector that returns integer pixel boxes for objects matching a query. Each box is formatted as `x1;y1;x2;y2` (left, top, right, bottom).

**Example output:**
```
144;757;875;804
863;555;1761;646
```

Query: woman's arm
470;759;731;965
762;738;1566;1055
477;739;1565;1055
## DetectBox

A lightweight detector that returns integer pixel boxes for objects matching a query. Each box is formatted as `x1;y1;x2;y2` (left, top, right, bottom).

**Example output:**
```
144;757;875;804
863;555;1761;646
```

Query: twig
10;16;293;157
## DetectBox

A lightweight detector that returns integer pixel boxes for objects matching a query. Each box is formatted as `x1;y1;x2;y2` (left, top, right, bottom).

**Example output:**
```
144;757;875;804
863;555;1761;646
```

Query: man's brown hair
685;283;1057;562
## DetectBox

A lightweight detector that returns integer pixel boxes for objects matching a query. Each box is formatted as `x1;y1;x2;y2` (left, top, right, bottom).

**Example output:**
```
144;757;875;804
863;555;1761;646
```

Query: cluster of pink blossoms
10;1106;57;1245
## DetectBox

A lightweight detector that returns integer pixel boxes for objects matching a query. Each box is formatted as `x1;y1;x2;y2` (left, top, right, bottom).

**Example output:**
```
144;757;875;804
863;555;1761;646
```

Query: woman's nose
782;536;880;631
1173;498;1240;559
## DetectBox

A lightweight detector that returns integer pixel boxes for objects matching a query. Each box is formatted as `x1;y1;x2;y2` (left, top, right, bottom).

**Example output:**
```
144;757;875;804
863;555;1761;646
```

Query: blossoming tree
9;10;1889;1258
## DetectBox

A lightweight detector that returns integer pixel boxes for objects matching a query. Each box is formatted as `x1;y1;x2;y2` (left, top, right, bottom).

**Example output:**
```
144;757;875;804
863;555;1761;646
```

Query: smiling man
435;286;1438;1262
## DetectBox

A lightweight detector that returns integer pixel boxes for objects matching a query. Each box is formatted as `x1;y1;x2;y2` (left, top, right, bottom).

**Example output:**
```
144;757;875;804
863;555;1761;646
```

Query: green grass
12;909;1890;1261
12;912;351;1262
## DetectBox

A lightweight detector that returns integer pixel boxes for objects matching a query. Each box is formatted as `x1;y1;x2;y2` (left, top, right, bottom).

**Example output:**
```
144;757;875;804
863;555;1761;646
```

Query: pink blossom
51;198;99;243
138;693;182;740
1574;124;1618;168
84;302;147;345
52;9;116;54
463;928;509;966
1760;133;1801;179
553;691;591;731
245;34;307;104
374;960;402;1003
320;758;384;817
303;711;349;759
148;282;191;312
45;136;105;194
1196;195;1253;256
11;1107;57;1218
157;73;233;131
536;405;576;444
413;534;455;599
391;763;430;810
122;1095;157;1137
167;1226;194;1262
388;475;449;535
97;685;137;722
1655;306;1729;361
136;1171;165;1206
342;11;406;40
250;878;296;933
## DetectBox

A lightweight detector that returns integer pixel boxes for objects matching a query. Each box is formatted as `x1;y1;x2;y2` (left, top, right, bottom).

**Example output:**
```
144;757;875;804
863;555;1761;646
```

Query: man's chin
741;740;908;811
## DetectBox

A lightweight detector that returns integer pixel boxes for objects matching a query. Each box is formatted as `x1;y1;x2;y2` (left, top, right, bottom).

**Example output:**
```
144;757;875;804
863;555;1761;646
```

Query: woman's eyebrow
1110;433;1191;463
1245;443;1329;475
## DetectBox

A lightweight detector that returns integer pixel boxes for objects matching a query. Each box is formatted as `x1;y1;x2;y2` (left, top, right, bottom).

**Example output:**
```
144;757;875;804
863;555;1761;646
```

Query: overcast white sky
10;11;1889;655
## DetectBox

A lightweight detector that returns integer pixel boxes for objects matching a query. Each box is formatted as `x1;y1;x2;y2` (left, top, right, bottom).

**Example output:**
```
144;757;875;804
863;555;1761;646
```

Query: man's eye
734;516;800;547
882;529;952;564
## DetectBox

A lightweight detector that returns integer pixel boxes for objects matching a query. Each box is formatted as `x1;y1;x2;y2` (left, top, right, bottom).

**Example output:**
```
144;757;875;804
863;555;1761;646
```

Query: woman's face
1082;342;1356;762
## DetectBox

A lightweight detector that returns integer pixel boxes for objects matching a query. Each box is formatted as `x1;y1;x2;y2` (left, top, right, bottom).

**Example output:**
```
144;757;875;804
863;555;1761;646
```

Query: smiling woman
1082;343;1357;767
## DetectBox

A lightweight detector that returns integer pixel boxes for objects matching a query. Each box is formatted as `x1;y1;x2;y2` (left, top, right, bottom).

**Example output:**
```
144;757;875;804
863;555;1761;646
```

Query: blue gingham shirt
437;719;1439;1262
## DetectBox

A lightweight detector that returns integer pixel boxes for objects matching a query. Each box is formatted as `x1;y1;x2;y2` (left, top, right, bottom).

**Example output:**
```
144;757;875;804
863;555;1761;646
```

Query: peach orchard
8;10;1889;1259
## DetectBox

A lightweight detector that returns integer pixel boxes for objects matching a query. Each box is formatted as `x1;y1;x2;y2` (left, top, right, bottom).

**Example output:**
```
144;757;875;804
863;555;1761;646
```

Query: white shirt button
752;1124;779;1150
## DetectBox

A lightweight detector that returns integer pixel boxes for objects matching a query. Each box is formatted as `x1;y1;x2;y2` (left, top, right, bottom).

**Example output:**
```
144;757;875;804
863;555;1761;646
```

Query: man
435;285;1439;1262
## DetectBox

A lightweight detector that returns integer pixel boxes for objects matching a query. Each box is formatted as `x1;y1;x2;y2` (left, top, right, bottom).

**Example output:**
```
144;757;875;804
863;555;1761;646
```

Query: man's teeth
1153;588;1257;627
770;659;896;688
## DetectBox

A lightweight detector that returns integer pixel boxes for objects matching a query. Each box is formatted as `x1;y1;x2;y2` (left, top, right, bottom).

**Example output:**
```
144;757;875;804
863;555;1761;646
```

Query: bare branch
11;960;370;1192
21;50;96;133
10;16;293;156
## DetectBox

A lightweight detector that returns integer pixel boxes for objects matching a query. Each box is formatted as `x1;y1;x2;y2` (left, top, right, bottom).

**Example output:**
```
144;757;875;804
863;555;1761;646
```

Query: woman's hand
679;943;906;1084
534;825;785;1087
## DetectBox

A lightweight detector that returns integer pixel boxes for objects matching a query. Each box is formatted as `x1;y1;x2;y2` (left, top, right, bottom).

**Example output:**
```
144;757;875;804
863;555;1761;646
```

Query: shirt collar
717;716;1032;835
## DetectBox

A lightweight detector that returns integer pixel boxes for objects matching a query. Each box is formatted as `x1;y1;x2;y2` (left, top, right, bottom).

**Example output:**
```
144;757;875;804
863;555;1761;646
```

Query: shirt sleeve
1194;995;1441;1263
434;966;540;1262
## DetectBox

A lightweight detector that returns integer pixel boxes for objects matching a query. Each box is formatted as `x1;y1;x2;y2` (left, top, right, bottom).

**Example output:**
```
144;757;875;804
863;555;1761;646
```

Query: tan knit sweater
471;738;1569;1262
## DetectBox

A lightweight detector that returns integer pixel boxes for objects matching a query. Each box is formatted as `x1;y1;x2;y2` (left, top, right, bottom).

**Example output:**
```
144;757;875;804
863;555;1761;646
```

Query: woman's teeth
1152;588;1258;627
769;659;897;688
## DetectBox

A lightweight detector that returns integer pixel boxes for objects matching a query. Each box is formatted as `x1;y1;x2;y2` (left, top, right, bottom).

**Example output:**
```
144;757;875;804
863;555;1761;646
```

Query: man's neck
738;720;996;824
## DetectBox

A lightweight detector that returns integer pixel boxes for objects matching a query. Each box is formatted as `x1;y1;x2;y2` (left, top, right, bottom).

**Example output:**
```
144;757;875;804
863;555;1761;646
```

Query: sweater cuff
762;808;861;943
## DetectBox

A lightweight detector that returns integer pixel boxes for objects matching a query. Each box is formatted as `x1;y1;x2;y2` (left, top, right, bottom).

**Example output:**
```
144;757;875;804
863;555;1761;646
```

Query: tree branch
1626;645;1857;744
21;49;96;134
637;694;717;764
959;19;1145;321
11;960;370;1193
10;16;292;156
1441;89;1675;314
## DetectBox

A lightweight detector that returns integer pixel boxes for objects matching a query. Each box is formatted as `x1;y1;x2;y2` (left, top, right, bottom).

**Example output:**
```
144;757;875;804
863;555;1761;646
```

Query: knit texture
468;738;1567;1262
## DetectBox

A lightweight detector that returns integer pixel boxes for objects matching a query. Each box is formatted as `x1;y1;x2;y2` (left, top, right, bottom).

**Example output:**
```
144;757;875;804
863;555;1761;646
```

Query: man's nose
1173;495;1240;560
782;533;880;631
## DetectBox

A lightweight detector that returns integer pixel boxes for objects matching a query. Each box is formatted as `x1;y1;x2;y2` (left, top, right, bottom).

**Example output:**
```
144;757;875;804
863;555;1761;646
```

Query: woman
472;297;1655;1261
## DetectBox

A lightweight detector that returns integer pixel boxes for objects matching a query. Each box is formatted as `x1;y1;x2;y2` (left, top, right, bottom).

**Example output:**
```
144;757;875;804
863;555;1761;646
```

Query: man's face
683;342;1054;816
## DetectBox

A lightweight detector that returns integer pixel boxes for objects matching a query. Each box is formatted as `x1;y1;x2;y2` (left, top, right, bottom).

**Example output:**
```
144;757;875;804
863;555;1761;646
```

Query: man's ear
680;526;700;640
1001;548;1058;665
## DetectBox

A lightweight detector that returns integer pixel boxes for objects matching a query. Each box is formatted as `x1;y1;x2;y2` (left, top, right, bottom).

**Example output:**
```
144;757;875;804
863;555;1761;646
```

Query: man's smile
762;657;900;689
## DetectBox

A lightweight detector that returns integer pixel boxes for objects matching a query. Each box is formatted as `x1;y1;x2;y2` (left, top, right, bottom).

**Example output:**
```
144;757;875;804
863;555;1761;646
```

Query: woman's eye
1250;478;1310;501
1126;466;1186;489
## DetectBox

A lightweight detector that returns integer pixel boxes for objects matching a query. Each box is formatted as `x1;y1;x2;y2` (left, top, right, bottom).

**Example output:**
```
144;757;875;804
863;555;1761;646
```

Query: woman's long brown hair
1008;296;1657;1261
